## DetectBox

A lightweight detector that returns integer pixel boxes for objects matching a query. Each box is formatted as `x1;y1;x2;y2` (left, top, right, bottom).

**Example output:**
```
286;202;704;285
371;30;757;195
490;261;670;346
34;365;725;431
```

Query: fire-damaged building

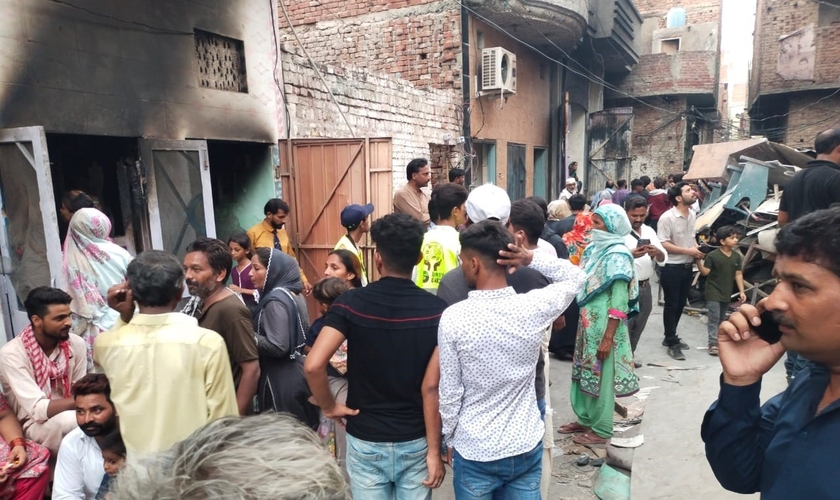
0;0;285;337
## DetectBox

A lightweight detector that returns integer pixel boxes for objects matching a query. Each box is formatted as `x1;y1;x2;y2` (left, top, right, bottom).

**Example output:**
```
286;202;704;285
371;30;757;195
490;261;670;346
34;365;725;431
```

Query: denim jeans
660;264;693;345
346;434;431;500
706;300;730;346
537;398;546;420
453;443;542;500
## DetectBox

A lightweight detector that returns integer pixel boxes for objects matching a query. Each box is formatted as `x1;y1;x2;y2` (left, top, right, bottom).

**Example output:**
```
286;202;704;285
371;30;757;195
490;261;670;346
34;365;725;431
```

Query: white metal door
0;127;64;342
138;139;216;261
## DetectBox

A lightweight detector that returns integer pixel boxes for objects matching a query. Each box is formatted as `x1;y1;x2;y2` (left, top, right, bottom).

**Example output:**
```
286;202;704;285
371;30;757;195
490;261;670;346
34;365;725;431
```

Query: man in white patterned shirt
438;221;585;499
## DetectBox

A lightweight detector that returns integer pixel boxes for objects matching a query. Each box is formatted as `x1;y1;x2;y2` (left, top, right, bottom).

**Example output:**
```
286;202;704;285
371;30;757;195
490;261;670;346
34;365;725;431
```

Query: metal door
280;138;393;322
139;139;216;261
507;143;526;200
587;108;633;197
0;127;64;341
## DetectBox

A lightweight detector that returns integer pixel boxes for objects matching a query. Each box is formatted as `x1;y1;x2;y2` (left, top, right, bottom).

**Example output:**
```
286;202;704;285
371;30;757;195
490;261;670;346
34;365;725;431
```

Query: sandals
708;345;719;356
573;431;609;446
558;422;590;434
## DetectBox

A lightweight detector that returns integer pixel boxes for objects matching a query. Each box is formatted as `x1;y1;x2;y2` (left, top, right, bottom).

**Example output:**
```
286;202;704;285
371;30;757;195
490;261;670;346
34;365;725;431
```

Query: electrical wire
749;87;840;124
277;0;357;138
465;0;686;117
269;0;293;139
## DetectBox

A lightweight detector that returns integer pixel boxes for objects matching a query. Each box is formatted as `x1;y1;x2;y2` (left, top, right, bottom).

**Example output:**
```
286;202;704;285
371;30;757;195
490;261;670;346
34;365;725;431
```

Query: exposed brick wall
277;0;440;27
609;51;718;98
629;97;690;178
752;0;840;98
782;90;840;148
601;98;690;179
276;2;461;90
276;0;464;190
281;47;462;189
633;0;721;26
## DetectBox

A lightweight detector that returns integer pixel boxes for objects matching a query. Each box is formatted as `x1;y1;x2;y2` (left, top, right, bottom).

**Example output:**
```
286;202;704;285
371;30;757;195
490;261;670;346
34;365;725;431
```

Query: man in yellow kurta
246;199;311;295
334;203;374;286
94;251;238;455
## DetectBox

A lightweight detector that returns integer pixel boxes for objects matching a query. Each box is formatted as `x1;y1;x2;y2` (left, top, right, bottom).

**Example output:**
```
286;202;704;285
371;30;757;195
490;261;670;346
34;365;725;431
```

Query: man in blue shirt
701;206;840;499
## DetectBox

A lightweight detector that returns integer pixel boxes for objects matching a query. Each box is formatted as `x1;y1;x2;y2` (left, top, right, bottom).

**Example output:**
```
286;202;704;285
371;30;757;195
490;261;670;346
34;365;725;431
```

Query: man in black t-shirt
779;128;840;226
304;214;447;499
778;128;840;381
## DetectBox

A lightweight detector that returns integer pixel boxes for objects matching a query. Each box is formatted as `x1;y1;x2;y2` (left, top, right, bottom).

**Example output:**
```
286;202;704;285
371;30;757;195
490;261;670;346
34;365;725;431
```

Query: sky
720;0;757;85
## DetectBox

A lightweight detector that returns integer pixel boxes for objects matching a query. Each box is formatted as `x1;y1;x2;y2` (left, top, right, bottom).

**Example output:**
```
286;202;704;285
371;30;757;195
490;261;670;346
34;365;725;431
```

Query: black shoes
667;345;686;361
662;338;689;350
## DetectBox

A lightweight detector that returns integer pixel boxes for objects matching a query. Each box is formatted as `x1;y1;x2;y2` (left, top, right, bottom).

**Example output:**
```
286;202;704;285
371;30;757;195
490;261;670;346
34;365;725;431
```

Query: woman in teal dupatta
559;204;640;445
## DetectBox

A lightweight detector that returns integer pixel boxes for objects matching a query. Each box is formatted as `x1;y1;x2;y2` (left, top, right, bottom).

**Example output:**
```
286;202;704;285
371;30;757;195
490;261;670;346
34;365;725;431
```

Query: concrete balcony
465;0;588;51
606;51;719;104
590;0;642;74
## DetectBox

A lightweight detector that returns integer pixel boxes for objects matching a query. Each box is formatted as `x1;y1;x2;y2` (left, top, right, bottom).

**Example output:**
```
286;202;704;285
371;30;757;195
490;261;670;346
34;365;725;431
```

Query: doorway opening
207;140;277;243
46;134;140;251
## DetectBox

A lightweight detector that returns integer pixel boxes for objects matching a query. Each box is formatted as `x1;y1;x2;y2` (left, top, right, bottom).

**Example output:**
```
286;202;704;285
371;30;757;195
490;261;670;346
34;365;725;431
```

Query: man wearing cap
335;204;374;286
393;158;432;226
559;178;578;201
436;184;565;499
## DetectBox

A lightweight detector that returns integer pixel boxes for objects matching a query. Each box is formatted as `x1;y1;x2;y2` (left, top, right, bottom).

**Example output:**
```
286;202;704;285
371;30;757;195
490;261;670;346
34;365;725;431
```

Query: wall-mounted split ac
481;47;516;96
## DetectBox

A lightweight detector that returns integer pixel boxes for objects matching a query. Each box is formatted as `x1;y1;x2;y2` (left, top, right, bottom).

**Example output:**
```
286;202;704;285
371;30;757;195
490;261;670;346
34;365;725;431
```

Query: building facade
598;0;722;188
0;0;284;337
749;0;840;149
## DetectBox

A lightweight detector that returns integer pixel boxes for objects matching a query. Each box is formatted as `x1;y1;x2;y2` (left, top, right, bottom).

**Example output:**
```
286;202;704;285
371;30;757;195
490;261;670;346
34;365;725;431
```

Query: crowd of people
0;128;838;499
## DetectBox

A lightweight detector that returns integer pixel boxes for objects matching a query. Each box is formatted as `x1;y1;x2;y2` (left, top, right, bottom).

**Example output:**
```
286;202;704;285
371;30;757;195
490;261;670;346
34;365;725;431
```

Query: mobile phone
754;310;782;345
636;239;650;248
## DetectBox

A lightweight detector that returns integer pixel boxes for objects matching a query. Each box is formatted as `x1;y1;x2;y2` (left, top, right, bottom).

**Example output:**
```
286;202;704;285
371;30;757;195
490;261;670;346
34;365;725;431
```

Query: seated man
54;374;118;500
0;287;87;454
95;250;238;455
702;207;840;499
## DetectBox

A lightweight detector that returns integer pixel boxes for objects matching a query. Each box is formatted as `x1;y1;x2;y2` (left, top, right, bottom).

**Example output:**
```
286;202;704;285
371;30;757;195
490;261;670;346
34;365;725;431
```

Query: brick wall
276;1;461;90
783;90;840;148
276;0;464;190
617;97;690;179
281;47;462;189
634;0;721;26
752;0;840;97
609;51;718;98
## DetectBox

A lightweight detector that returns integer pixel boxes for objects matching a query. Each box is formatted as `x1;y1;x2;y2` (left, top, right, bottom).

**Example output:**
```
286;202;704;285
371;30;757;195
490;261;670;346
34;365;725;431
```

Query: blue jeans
346;434;431;500
537;398;546;421
706;300;730;346
453;443;542;500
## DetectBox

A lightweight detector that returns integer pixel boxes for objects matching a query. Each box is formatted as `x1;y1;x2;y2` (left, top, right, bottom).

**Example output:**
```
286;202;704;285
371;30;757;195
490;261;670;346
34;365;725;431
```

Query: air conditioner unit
481;47;516;95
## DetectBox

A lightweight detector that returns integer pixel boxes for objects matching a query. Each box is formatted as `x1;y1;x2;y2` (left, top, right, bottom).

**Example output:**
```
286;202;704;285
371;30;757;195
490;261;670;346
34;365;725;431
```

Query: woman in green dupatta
559;203;640;446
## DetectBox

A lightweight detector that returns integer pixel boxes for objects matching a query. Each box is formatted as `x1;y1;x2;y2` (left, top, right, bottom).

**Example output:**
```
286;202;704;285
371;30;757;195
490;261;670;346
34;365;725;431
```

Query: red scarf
19;325;73;399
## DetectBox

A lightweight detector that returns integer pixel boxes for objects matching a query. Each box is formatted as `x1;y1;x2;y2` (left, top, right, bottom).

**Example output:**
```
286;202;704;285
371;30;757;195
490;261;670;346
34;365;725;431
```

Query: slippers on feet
558;422;589;434
573;431;609;446
708;345;719;356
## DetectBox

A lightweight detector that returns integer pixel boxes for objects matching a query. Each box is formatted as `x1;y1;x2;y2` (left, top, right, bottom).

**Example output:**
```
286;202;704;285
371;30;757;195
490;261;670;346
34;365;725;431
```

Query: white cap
565;178;577;185
466;184;511;225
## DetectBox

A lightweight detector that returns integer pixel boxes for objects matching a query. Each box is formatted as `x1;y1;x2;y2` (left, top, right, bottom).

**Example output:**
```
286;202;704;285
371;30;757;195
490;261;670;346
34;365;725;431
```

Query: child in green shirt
696;226;746;356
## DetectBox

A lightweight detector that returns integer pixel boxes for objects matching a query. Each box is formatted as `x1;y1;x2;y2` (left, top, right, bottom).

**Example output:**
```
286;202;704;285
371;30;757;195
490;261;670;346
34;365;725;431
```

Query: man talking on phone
623;196;666;366
702;207;840;499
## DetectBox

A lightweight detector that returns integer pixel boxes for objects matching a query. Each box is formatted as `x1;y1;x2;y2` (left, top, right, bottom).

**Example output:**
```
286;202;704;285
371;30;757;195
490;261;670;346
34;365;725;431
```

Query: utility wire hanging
276;0;357;138
457;0;686;117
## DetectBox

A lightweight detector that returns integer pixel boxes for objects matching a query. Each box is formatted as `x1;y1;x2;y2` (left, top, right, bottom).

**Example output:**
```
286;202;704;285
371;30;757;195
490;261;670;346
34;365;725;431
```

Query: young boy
97;430;126;500
305;277;351;468
696;225;746;356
